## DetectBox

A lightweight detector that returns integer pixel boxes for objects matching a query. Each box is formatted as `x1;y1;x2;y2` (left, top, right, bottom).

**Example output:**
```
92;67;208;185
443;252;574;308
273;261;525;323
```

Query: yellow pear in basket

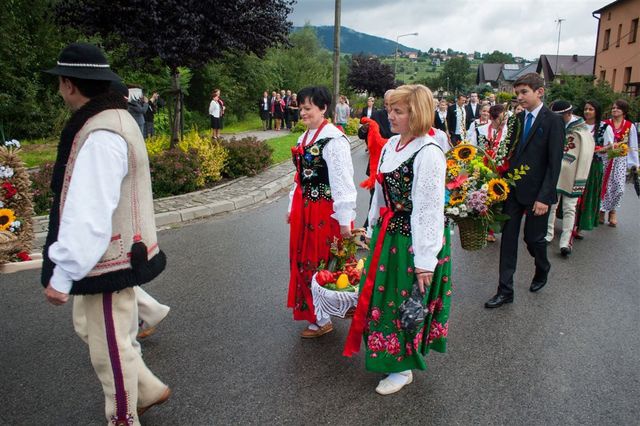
336;273;350;289
355;259;365;272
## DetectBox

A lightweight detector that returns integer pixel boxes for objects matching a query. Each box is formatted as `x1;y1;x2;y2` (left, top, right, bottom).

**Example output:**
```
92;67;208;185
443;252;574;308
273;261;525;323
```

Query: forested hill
292;26;419;56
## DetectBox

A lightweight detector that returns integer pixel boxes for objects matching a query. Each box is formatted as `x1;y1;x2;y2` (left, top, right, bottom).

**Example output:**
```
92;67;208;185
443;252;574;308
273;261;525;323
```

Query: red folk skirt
287;187;340;323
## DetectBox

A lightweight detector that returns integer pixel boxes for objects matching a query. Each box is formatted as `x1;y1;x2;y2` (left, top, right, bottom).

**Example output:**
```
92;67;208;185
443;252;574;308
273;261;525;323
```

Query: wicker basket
455;217;487;251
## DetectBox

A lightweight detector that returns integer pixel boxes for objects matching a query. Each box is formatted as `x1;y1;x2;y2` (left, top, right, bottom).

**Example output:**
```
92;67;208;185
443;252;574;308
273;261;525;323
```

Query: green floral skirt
578;160;603;231
360;224;452;373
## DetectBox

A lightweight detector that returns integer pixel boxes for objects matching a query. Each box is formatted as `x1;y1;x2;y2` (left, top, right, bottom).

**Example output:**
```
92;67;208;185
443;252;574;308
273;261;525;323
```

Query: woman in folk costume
287;86;357;338
467;103;490;142
576;100;614;236
469;104;509;242
600;99;639;226
344;85;452;395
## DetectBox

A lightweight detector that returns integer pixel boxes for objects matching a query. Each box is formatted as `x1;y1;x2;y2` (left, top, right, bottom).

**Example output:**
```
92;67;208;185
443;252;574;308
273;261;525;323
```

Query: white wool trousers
134;287;170;328
546;196;579;248
72;287;166;425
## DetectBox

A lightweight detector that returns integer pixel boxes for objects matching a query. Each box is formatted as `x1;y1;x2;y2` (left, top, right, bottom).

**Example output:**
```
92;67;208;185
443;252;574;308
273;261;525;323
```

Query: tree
483;50;514;64
346;54;394;97
439;57;473;94
55;0;294;146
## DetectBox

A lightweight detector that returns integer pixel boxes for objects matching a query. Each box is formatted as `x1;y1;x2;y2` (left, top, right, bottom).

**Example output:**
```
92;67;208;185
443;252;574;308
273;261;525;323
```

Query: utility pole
332;0;341;120
555;18;565;78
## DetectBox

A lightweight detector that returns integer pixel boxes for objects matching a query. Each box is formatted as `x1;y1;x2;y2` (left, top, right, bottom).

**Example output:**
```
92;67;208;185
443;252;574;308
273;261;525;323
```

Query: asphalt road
1;145;639;425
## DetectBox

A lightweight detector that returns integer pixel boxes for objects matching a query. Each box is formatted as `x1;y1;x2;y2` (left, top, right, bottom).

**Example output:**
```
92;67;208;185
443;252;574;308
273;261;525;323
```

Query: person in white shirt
344;84;452;396
287;86;357;338
209;89;224;139
42;42;169;425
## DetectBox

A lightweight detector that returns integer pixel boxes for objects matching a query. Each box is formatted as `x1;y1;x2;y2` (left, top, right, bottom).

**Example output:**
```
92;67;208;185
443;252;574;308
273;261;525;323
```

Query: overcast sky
290;0;607;60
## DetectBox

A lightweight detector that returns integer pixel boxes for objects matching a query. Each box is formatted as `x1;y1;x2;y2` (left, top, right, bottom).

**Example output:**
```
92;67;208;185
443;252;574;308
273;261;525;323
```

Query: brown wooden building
593;0;640;96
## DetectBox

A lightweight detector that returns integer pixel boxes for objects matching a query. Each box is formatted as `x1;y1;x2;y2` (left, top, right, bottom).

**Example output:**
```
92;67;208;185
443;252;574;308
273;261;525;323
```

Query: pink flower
370;307;381;321
406;267;414;274
446;290;452;296
408;246;414;254
442;276;449;283
396;356;404;362
413;330;424;350
428;297;443;313
390;246;397;254
405;342;414;356
367;331;386;352
370;353;378;358
428;322;449;343
379;264;386;272
400;289;409;298
377;285;385;292
386;333;400;355
393;319;402;330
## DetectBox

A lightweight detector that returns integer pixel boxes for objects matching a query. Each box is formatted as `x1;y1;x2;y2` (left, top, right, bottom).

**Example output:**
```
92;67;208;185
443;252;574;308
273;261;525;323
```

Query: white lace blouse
367;135;446;271
287;123;357;226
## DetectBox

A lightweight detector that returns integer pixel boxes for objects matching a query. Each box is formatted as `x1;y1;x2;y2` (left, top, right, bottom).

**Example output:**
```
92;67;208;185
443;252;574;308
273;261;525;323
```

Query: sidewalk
31;135;363;248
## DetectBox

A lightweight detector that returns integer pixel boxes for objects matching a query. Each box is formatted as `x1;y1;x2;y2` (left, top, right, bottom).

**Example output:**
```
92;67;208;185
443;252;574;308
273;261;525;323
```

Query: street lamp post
394;32;419;81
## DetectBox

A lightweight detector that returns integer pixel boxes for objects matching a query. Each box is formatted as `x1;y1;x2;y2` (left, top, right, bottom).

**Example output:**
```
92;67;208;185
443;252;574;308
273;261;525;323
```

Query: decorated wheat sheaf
0;144;35;263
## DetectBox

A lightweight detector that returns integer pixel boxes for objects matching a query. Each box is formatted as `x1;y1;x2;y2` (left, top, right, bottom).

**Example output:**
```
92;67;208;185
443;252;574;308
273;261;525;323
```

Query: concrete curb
32;137;364;248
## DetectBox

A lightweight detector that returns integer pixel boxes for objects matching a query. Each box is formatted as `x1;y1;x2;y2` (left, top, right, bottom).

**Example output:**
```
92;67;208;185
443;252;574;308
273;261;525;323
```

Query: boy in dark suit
447;94;467;144
485;73;565;308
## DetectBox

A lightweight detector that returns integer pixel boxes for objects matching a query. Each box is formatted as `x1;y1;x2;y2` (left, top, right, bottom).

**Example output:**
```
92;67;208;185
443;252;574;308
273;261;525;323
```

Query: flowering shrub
222;136;273;179
146;129;227;185
344;117;360;136
30;162;55;215
149;148;204;198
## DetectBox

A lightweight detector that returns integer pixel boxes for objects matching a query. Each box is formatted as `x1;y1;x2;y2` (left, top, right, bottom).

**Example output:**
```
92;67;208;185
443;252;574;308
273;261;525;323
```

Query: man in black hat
42;42;170;424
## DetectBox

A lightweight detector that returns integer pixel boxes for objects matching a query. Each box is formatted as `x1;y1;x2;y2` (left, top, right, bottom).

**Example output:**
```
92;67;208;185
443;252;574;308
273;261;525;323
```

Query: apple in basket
316;269;335;286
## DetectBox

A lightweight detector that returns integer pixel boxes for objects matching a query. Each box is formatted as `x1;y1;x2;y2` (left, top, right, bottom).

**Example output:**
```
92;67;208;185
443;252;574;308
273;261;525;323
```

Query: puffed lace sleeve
324;136;357;226
627;123;639;169
411;144;446;271
287;133;305;213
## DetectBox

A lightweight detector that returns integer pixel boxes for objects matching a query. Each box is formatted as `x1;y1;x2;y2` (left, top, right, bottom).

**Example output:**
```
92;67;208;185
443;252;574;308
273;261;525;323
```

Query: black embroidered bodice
376;147;426;237
592;122;609;162
292;137;333;201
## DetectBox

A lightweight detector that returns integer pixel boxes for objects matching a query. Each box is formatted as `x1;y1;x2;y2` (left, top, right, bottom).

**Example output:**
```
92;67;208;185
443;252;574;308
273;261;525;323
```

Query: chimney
572;54;578;62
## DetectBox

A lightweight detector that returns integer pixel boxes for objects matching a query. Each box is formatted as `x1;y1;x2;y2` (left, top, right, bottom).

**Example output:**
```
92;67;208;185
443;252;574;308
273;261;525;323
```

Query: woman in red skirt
287;86;357;338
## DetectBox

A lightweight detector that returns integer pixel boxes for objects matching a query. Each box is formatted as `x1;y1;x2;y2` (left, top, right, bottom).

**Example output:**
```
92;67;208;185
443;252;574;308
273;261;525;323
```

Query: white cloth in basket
311;273;359;322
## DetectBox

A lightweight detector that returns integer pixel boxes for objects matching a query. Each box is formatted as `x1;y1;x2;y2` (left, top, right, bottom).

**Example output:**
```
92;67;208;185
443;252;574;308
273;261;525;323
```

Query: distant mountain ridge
292;25;419;56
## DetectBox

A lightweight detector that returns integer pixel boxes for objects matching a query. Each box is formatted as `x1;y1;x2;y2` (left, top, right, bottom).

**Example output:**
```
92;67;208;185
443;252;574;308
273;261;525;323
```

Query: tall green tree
482;50;515;64
0;0;73;139
440;57;473;94
55;0;294;146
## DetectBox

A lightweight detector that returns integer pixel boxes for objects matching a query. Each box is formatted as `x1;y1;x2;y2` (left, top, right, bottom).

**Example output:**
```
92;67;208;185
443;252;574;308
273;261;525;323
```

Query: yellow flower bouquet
445;144;527;250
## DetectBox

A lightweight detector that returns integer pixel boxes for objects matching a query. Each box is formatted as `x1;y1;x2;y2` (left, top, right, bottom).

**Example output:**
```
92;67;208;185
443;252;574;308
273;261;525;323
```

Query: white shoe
375;371;413;395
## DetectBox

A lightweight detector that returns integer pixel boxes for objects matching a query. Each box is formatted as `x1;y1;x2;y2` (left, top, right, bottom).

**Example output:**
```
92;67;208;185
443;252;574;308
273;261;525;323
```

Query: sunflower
487;178;509;202
451;145;477;162
449;193;465;206
0;208;16;231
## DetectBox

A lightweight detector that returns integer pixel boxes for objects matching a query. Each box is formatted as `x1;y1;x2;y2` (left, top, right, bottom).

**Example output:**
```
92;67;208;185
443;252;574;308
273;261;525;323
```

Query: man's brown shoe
138;387;171;417
300;323;333;338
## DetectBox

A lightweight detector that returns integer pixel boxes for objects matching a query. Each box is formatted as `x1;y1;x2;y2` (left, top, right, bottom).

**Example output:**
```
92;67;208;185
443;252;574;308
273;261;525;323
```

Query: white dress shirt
367;135;446;271
209;100;221;118
48;130;129;294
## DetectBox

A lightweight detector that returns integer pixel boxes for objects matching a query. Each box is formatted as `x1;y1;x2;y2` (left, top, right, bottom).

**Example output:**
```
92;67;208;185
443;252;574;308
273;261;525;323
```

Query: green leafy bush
30;161;54;215
291;120;307;133
222;137;273;178
149;148;204;198
344;117;360;136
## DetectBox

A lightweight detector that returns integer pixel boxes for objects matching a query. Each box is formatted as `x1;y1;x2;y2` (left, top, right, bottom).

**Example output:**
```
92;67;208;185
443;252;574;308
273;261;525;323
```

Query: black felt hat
551;100;573;114
44;42;121;81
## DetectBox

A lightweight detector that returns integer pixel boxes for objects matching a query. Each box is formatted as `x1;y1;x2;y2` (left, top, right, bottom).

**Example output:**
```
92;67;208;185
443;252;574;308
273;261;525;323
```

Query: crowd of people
258;89;300;131
36;41;638;424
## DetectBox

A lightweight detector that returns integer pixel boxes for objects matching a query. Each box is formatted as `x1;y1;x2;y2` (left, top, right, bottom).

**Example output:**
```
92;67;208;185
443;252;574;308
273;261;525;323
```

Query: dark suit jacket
507;106;565;206
464;103;480;129
360;106;377;119
371;109;395;139
434;111;448;133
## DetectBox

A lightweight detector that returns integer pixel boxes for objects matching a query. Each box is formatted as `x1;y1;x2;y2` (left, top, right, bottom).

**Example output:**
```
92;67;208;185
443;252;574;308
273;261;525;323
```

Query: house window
616;24;622;47
624;67;632;85
604;29;611;50
607;12;611;21
600;70;606;82
630;18;639;43
612;68;617;88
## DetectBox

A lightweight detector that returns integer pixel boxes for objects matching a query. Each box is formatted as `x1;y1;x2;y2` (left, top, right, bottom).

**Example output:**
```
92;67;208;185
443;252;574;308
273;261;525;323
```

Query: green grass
221;114;262;134
266;132;302;164
19;139;58;168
